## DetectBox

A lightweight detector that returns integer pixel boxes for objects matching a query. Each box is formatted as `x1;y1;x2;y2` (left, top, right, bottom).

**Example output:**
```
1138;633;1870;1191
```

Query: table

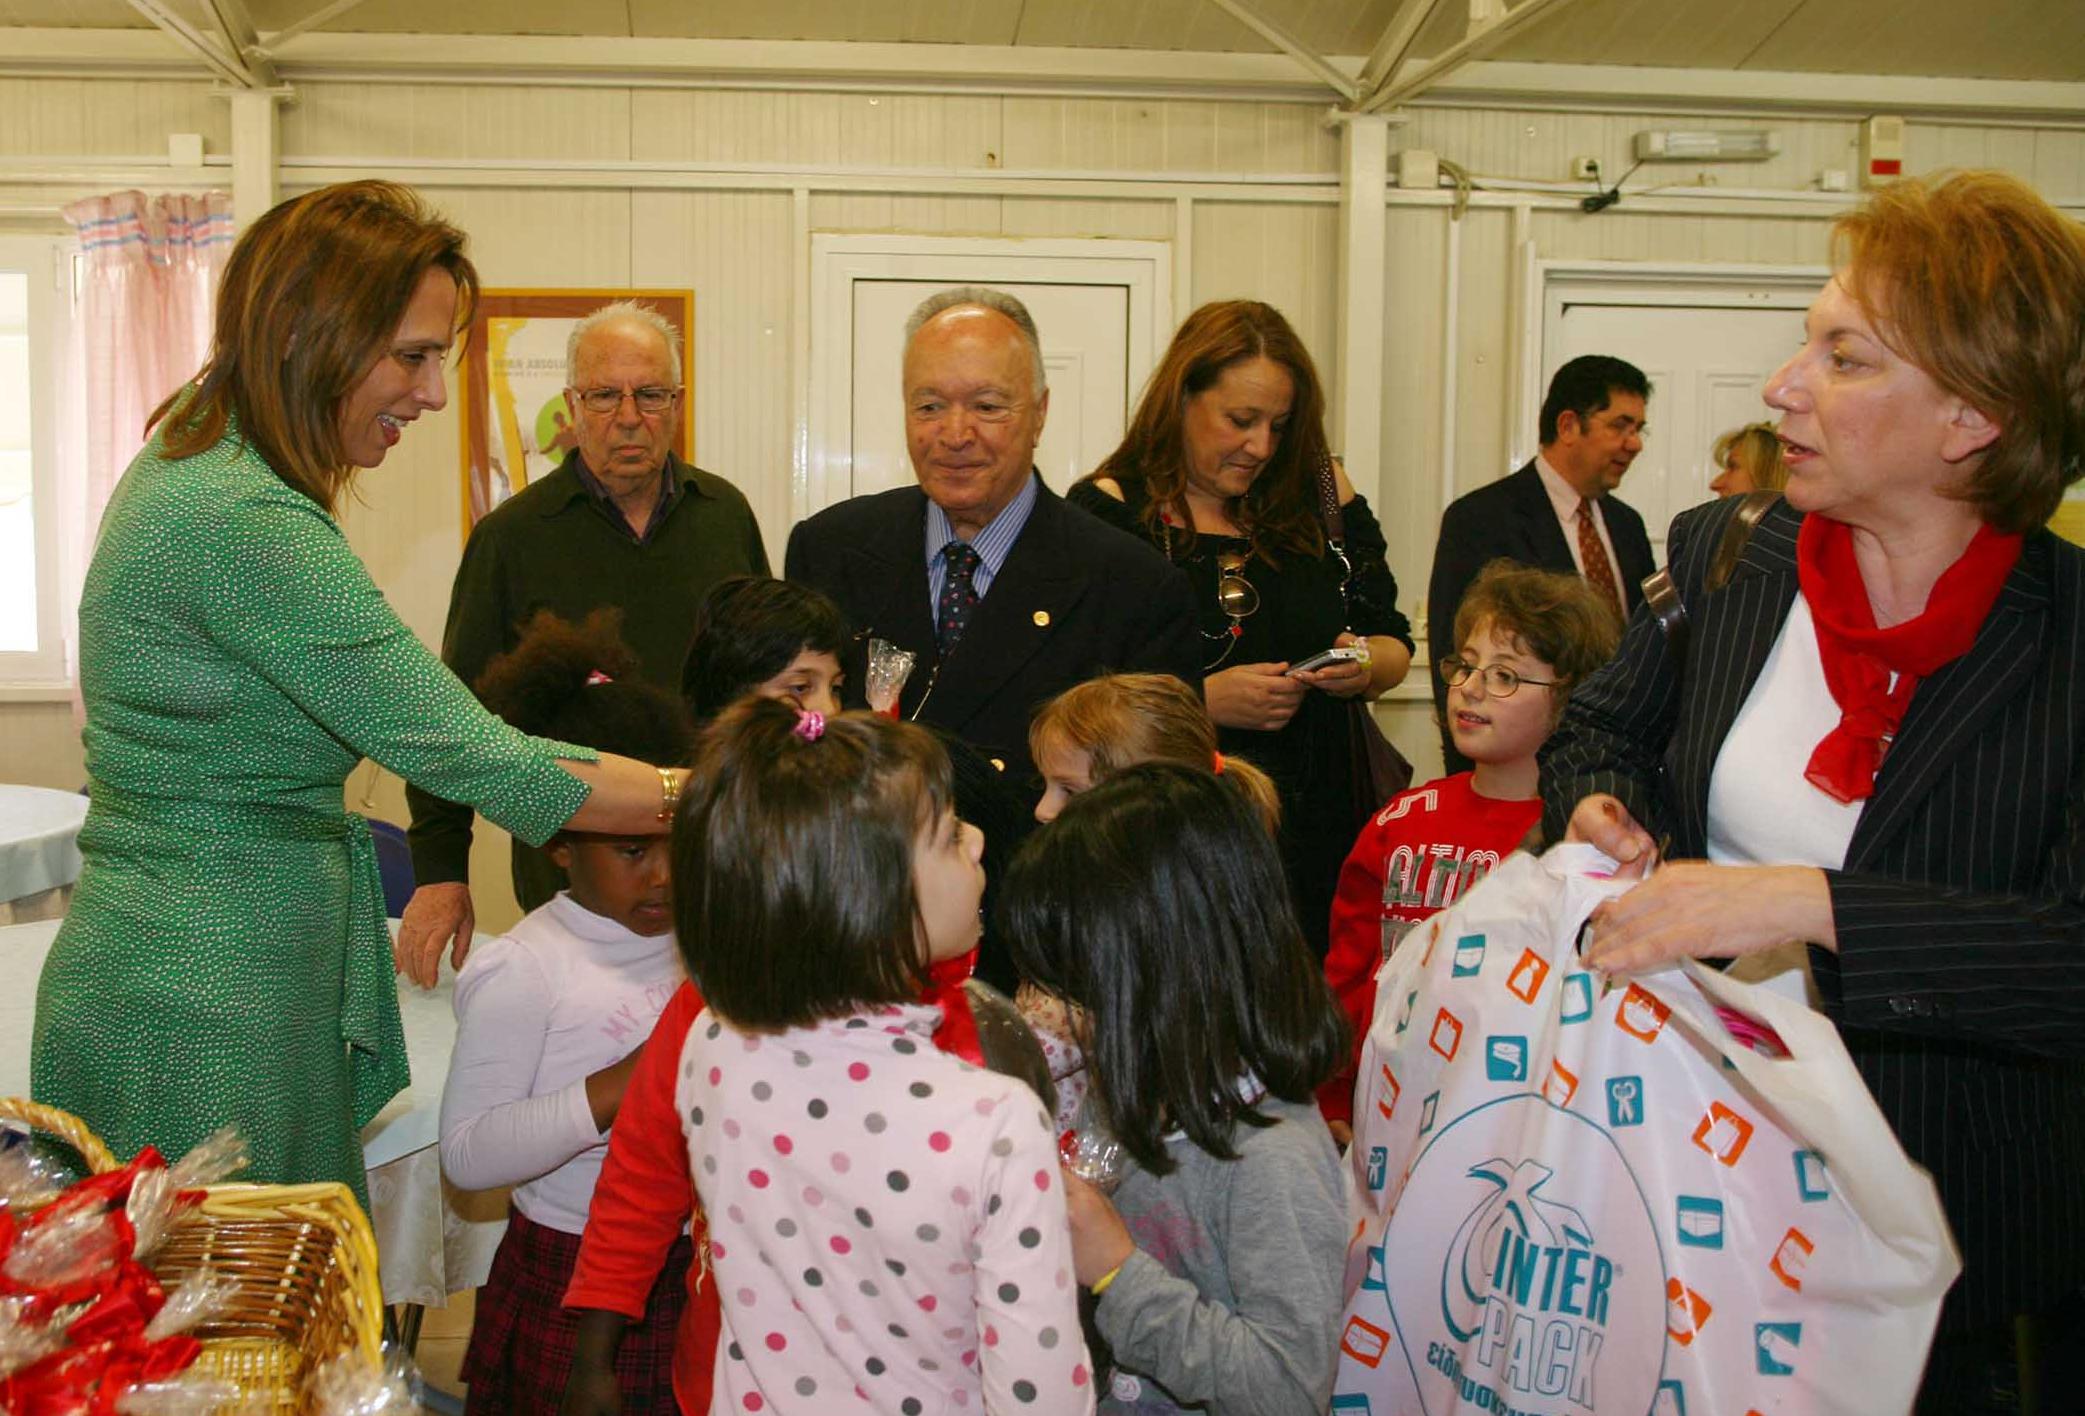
0;918;507;1308
0;785;89;923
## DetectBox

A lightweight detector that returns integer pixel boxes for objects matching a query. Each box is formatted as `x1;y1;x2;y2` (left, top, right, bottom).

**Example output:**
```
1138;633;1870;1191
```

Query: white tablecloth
0;786;88;923
0;918;506;1307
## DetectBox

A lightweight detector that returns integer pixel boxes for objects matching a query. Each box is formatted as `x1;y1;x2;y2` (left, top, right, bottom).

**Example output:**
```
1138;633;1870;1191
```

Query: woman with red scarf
1544;170;2085;1413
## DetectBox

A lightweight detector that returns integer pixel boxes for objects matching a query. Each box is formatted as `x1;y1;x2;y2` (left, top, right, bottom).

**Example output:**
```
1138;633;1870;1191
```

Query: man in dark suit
785;286;1200;783
1427;354;1656;772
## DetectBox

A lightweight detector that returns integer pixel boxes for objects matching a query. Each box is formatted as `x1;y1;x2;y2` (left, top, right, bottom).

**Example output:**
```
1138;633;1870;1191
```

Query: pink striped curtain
57;190;234;680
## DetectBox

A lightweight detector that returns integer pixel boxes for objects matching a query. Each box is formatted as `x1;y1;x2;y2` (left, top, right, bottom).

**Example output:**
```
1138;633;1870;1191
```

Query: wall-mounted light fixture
1632;130;1780;162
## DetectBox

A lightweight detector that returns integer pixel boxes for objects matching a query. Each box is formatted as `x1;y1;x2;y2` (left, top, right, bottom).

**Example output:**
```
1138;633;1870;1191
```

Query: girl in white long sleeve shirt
432;610;697;1414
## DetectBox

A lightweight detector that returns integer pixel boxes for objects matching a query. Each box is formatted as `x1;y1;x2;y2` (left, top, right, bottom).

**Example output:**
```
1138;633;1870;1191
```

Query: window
0;234;74;695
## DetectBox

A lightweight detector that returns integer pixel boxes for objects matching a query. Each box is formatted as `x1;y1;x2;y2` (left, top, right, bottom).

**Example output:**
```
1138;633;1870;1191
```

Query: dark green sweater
405;450;768;897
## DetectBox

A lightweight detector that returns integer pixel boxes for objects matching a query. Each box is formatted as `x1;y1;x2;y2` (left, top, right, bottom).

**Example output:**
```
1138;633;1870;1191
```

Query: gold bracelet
656;766;681;823
1089;1259;1127;1296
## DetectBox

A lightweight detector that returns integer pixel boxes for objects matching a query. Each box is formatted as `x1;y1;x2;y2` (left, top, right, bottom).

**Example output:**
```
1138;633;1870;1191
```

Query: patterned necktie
1575;501;1624;620
937;541;982;653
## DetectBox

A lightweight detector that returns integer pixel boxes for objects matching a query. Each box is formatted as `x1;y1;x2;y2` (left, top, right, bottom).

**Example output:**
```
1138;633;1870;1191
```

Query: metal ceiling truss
1195;0;1587;116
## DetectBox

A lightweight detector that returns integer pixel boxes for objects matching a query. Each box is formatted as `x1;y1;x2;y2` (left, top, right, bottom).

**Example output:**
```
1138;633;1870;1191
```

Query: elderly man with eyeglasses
396;301;768;987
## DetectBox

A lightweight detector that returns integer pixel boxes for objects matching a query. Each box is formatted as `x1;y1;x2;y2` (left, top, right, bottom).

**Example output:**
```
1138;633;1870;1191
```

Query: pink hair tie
584;669;614;686
1211;751;1226;775
793;710;827;743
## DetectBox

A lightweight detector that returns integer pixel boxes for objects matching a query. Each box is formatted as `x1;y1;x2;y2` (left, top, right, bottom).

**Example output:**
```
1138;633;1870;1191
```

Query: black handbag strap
1313;454;1356;619
1638;489;1779;666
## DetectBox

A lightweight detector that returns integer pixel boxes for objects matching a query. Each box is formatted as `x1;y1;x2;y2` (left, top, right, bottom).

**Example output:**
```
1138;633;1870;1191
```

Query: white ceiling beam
1357;0;1445;98
1362;0;1580;113
259;0;378;54
199;0;278;86
121;0;254;88
1201;0;1359;101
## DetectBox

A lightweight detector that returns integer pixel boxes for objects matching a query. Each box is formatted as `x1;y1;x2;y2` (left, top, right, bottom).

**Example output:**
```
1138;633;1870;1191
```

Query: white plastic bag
1333;844;1958;1416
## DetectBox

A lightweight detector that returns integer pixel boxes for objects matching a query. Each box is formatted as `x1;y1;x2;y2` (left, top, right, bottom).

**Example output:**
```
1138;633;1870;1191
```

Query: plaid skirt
463;1205;693;1414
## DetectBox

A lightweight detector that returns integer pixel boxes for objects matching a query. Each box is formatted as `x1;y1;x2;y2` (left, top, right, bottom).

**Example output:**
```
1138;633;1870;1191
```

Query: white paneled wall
6;69;2085;890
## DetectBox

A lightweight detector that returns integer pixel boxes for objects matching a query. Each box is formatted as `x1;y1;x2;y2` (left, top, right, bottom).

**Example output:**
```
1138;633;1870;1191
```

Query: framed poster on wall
457;288;694;537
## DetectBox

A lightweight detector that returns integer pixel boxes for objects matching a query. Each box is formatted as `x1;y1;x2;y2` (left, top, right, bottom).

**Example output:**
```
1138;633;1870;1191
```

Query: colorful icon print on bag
1793;1148;1830;1202
1675;1196;1724;1250
1755;1321;1801;1376
1692;1101;1755;1166
1769;1227;1814;1291
1340;1314;1392;1368
1605;1075;1643;1127
1559;971;1594;1024
1452;934;1486;976
1430;1009;1464;1061
1418;1090;1439;1135
1367;1146;1388;1192
1376;1063;1401;1121
1485;1035;1527;1082
1615;982;1672;1043
1652;1380;1688;1416
1542;1059;1579;1107
1394;989;1417;1036
1506;948;1549;1003
1665;1278;1712;1346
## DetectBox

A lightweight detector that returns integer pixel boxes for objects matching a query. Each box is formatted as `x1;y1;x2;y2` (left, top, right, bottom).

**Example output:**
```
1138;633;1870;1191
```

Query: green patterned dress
32;426;596;1206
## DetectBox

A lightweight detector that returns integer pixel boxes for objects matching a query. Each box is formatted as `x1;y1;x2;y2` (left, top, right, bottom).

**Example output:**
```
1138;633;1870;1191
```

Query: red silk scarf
1795;513;2020;804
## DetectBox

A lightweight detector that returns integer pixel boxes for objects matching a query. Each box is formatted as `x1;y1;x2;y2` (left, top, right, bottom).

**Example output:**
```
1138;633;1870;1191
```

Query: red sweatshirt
563;980;716;1415
1319;773;1539;1126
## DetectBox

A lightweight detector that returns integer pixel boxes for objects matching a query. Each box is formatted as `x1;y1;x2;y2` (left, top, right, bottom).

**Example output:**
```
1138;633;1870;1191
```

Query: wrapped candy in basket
0;1097;400;1415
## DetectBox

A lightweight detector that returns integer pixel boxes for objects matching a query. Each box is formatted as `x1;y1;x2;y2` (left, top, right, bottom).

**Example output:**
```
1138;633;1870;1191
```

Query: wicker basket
0;1097;385;1414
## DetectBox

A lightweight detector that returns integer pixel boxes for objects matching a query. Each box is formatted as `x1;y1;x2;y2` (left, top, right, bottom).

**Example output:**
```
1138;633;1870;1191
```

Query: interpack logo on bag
1351;1094;1667;1416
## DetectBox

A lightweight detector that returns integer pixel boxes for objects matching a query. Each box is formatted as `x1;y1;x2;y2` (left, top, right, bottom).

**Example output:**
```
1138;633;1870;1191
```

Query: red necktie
1575;501;1623;620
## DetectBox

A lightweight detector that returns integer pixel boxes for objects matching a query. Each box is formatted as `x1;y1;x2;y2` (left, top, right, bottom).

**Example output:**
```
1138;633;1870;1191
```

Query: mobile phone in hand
1288;645;1366;676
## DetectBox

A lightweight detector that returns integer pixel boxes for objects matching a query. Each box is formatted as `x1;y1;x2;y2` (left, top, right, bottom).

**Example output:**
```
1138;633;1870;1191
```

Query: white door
849;279;1130;500
807;236;1172;515
1532;266;1824;559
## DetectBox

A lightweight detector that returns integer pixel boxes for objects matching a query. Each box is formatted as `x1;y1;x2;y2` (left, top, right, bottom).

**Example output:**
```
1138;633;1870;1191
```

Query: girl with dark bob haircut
999;762;1349;1412
672;698;949;1026
679;575;849;720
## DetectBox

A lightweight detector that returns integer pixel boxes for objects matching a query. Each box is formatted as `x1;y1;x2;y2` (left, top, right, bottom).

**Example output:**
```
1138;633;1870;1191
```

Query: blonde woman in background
1709;420;1789;496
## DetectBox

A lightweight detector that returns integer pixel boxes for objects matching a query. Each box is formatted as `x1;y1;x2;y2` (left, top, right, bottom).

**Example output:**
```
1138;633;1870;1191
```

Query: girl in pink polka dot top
666;698;1094;1415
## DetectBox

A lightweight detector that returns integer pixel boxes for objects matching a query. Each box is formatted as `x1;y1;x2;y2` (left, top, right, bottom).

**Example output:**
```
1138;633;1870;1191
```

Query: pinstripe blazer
1541;492;2085;1333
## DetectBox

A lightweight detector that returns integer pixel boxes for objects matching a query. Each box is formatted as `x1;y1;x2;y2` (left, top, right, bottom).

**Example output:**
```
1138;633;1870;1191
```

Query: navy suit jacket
1427;461;1655;772
1541;492;2085;1331
783;478;1201;783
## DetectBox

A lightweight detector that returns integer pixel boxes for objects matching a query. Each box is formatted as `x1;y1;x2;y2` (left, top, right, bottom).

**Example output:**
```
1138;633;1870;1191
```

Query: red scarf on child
923;951;985;1065
1795;513;2020;804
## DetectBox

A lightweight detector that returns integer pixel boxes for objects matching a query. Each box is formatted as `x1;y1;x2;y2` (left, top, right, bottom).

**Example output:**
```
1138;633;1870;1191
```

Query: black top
1068;476;1413;953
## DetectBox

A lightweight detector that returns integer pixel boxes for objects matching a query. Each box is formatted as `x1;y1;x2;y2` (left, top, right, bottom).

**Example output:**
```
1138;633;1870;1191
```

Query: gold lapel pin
1033;610;1051;627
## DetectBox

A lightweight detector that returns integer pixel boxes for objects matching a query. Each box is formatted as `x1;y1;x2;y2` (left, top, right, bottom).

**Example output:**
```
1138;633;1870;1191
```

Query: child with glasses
1317;562;1618;1139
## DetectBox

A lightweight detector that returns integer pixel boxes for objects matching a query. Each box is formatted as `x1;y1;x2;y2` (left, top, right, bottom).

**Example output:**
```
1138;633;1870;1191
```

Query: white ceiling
0;0;2078;85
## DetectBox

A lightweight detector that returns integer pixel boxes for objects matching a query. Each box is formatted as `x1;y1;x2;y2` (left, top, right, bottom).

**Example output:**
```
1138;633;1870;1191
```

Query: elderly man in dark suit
1426;355;1657;772
786;285;1200;781
787;287;1199;990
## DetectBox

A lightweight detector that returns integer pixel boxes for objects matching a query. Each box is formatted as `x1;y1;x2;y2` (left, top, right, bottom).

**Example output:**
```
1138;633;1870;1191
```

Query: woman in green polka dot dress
32;182;685;1207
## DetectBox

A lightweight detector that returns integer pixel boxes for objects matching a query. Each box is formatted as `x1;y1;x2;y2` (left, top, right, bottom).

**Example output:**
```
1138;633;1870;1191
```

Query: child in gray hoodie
1001;762;1350;1414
